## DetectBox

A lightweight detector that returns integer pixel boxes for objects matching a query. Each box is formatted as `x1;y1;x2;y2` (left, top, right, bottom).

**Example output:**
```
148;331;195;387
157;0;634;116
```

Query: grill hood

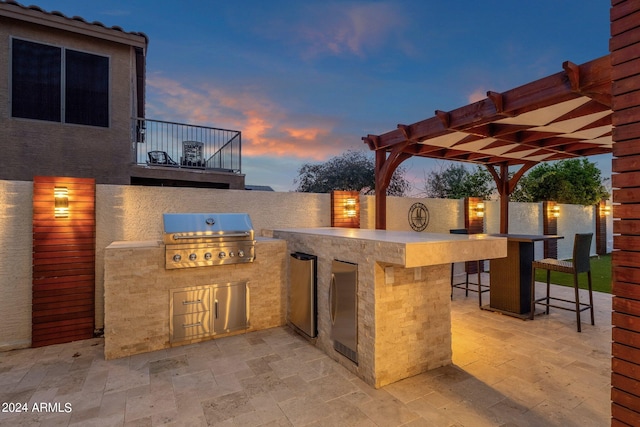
162;213;254;244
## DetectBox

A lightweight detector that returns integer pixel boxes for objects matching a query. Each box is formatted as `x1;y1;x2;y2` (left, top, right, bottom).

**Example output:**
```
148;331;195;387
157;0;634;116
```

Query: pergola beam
365;55;612;230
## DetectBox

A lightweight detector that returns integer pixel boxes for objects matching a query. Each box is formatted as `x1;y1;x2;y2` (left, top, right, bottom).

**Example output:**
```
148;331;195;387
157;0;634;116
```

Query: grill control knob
238;250;245;258
204;252;212;260
229;251;236;258
189;253;197;261
218;251;226;259
173;254;182;262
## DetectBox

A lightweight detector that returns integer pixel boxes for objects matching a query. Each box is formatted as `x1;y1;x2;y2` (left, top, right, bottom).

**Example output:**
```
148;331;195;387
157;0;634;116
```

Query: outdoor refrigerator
289;252;317;338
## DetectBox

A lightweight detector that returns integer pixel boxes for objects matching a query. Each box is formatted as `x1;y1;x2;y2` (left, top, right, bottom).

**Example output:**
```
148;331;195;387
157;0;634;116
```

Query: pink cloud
283;127;329;141
146;74;347;161
467;88;487;103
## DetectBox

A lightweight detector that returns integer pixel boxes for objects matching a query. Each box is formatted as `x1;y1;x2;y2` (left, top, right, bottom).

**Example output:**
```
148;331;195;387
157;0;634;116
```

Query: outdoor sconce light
54;187;69;218
603;205;611;216
344;198;357;218
475;202;485;218
549;205;560;218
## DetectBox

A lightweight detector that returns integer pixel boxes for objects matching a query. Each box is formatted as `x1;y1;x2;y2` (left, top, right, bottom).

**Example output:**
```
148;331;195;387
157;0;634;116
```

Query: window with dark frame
11;38;109;127
11;39;61;122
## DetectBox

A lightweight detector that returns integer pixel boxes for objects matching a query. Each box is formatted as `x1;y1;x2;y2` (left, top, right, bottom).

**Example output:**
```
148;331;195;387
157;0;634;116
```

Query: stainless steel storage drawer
171;311;211;341
172;288;210;316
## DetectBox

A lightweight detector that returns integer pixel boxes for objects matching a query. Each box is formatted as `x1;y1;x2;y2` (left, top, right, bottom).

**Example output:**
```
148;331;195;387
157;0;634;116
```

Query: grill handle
172;232;250;239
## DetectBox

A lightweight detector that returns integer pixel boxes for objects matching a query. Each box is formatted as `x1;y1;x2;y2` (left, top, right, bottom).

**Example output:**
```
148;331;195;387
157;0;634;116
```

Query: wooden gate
32;176;95;347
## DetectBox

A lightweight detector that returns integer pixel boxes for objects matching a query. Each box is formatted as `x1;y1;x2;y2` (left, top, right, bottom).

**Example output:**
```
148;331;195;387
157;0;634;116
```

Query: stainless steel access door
330;260;358;364
289;253;317;338
213;282;247;334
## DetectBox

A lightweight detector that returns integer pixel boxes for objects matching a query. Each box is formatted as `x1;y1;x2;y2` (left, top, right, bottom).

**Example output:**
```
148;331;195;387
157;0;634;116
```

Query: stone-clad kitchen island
272;228;506;389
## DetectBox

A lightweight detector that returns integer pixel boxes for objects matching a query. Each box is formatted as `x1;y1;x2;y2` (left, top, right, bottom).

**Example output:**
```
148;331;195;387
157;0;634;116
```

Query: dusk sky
31;1;612;193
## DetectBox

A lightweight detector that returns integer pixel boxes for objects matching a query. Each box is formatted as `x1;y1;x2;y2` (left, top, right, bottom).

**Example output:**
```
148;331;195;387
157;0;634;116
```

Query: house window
11;38;109;127
11;39;61;122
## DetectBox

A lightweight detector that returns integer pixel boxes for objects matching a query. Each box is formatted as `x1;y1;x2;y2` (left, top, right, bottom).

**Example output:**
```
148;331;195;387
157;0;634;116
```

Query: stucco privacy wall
485;201;603;260
361;195;462;233
0;180;609;350
0;181;32;350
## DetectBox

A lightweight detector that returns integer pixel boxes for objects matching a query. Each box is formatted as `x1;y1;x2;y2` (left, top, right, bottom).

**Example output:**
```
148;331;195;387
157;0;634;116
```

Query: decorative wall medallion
408;202;429;231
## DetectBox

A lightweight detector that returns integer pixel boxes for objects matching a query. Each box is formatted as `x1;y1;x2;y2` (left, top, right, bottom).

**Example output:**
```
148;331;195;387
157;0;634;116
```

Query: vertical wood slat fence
611;0;640;424
32;176;95;347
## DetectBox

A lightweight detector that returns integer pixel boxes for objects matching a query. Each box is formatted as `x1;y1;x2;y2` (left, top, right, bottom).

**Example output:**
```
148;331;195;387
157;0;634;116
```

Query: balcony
130;118;244;189
133;118;241;172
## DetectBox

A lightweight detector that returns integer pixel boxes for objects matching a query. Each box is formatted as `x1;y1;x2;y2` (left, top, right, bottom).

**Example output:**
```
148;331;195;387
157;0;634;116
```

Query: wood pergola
363;55;612;232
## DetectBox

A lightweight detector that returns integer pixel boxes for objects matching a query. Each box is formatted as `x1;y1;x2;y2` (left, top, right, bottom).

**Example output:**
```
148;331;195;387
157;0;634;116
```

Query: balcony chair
181;141;205;168
450;228;489;307
530;233;594;332
147;150;177;166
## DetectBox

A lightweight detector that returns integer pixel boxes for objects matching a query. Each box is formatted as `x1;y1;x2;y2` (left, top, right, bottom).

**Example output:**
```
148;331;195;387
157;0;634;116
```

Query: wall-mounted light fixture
54;187;69;218
603;205;611;216
475;202;485;218
552;205;560;218
331;191;360;228
344;198;357;218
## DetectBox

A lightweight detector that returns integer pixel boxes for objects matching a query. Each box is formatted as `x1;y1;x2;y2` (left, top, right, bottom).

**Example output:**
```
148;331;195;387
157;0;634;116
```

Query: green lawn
534;253;612;293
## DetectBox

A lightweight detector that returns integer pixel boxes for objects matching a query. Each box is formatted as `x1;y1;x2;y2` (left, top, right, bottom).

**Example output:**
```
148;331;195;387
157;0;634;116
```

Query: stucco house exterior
0;0;244;189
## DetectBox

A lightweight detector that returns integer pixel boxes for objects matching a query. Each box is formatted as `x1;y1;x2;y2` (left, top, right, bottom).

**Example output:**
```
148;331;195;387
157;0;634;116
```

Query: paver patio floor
0;279;611;426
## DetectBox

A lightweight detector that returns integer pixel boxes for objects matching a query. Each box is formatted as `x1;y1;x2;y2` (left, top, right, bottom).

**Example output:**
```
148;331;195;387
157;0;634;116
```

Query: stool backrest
573;233;593;273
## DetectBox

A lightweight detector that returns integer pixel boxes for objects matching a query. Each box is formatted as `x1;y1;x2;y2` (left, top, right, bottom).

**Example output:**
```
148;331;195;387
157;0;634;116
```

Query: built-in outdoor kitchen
103;214;506;389
103;213;287;359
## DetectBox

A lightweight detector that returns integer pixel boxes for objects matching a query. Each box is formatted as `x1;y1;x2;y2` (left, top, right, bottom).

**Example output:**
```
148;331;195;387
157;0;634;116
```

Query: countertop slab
272;227;507;268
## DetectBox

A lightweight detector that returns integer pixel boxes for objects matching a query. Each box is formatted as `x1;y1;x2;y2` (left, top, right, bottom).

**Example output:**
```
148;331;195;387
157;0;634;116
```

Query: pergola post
485;162;535;234
369;138;412;230
375;150;388;230
498;164;510;234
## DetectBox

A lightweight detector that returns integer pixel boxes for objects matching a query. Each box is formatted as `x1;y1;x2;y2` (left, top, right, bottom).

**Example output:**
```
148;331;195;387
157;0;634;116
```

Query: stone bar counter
272;227;507;388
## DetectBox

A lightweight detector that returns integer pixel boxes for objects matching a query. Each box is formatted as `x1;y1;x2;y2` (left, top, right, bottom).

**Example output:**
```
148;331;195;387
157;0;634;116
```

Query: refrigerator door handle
330;273;337;325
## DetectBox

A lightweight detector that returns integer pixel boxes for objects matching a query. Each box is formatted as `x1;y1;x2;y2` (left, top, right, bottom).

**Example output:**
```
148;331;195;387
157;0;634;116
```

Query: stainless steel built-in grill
163;213;255;269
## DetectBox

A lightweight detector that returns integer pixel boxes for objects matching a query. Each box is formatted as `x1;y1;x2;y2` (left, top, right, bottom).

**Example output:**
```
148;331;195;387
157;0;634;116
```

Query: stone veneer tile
104;239;286;360
272;230;454;389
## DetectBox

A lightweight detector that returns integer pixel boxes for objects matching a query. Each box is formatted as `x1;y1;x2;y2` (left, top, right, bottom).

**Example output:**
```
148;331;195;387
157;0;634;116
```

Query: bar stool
530;233;594;332
450;229;489;307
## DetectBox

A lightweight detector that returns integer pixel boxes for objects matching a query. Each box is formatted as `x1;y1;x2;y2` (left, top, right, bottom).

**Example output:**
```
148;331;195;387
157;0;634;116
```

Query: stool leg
588;270;595;326
477;261;482;307
530;267;536;320
545;270;551;315
464;262;469;296
450;263;454;300
574;272;581;333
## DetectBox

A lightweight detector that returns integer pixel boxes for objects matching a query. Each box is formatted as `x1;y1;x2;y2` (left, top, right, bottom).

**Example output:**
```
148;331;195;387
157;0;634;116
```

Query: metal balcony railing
132;118;241;173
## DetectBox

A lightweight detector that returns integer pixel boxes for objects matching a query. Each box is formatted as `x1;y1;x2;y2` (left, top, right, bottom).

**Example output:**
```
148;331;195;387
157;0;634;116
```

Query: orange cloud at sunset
283;127;329;141
146;74;348;161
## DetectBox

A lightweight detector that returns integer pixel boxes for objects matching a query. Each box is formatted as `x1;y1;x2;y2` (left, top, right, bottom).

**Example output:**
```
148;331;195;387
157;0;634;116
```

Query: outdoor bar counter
272;227;507;388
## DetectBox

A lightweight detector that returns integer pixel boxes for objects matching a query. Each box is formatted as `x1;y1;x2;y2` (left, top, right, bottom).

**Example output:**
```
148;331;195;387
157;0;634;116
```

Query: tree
510;158;609;205
422;164;494;199
294;150;410;196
